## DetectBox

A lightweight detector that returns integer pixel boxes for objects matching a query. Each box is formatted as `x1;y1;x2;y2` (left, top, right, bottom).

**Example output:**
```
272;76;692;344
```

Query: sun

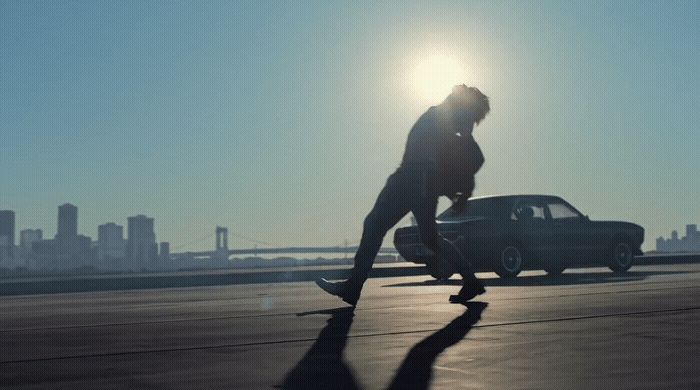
409;54;468;104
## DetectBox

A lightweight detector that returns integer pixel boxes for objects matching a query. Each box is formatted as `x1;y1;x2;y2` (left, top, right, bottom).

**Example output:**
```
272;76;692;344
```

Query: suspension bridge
170;227;398;261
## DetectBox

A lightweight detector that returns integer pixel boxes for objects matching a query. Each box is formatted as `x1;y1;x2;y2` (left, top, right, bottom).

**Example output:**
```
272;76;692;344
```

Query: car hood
592;220;644;230
395;216;488;237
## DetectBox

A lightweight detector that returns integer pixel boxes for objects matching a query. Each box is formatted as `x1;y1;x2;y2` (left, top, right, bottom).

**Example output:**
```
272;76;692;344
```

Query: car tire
494;241;524;278
608;238;634;273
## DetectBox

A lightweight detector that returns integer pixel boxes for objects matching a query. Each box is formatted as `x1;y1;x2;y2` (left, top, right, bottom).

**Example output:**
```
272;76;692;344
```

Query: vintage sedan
393;195;644;279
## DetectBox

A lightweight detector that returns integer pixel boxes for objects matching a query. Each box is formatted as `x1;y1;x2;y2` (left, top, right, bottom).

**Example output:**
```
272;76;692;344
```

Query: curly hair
446;85;490;125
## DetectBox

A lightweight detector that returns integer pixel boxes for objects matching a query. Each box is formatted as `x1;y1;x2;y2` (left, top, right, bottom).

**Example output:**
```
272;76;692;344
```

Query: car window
437;199;497;221
511;202;546;222
548;202;582;220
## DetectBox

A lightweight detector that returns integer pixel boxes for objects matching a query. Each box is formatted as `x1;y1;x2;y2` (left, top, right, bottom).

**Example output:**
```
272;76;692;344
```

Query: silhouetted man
317;85;490;306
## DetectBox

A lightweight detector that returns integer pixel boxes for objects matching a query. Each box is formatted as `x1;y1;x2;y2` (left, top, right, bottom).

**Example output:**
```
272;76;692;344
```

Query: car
393;195;644;279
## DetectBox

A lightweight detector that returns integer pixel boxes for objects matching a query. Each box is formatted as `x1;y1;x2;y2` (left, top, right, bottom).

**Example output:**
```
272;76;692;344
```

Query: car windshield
437;198;500;221
548;202;583;220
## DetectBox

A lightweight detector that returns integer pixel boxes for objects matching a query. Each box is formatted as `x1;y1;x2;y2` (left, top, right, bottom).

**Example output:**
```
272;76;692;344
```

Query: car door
546;201;593;264
511;200;554;264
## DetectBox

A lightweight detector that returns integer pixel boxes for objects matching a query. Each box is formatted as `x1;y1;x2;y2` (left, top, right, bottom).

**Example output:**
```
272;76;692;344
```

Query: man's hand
451;194;469;214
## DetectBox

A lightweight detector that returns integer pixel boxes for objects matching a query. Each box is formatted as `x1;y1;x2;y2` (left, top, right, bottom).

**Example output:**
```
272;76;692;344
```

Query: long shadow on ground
281;303;487;390
279;307;360;390
387;302;487;390
383;270;696;288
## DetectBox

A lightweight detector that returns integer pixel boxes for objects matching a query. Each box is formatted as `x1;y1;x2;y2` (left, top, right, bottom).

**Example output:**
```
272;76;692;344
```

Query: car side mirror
584;215;590;221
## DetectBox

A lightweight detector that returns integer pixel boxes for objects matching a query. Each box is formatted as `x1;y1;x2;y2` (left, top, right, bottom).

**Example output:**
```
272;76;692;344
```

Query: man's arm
448;133;483;212
450;177;474;213
451;195;468;214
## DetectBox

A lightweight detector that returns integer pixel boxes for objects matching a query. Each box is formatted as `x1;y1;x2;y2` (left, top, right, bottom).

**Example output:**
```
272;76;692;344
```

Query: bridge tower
216;226;229;251
215;227;229;261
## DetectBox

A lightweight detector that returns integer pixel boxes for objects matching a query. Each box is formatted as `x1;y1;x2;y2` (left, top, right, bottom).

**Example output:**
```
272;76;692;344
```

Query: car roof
438;194;570;221
468;194;565;202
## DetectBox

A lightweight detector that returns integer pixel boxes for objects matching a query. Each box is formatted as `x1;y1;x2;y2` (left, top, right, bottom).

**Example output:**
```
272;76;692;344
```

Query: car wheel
494;241;524;278
544;265;565;275
608;239;634;273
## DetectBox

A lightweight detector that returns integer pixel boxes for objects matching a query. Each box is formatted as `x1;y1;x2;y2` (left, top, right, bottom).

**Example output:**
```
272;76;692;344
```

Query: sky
1;0;698;251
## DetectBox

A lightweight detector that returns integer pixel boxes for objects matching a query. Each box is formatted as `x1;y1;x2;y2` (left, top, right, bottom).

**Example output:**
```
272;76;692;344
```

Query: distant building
35;204;91;270
32;239;57;269
98;223;126;263
656;224;700;252
19;229;42;267
0;236;9;265
160;242;170;263
56;203;78;241
0;210;16;259
686;225;699;251
655;237;663;252
127;215;157;271
20;229;42;252
55;203;78;265
73;234;93;268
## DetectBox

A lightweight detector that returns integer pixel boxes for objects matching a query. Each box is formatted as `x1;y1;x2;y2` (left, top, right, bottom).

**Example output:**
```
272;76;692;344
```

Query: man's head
444;85;490;126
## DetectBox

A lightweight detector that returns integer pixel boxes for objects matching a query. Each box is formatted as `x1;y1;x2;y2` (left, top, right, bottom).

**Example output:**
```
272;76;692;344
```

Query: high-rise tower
0;210;15;258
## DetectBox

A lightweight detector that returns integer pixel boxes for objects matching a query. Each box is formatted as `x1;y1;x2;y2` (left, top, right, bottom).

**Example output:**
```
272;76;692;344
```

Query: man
317;85;490;306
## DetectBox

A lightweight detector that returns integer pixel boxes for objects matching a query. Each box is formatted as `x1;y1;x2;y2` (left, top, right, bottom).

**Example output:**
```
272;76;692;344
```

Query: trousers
348;166;475;285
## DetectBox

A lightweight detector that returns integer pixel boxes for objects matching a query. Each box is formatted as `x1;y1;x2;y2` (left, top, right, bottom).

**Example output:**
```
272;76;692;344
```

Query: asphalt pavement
1;263;699;389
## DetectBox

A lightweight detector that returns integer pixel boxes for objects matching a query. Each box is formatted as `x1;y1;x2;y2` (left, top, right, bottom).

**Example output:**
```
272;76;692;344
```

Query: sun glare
409;54;468;104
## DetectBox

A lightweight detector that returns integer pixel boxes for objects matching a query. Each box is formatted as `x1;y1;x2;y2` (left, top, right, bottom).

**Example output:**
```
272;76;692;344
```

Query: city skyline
0;202;376;255
656;224;700;253
1;203;270;253
1;1;699;252
6;200;700;256
0;203;163;271
0;201;405;273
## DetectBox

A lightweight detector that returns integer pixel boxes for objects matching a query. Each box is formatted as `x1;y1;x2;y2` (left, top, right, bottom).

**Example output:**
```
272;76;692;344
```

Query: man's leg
412;195;485;303
411;194;442;254
317;171;411;305
412;194;458;277
447;236;485;302
349;196;411;284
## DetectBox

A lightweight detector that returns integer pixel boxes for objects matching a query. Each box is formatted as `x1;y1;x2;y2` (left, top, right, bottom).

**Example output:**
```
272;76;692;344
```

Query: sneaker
316;278;362;306
449;278;486;304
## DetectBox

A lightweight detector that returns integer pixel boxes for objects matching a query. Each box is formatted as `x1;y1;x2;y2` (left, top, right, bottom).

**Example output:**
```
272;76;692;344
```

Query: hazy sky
1;0;698;251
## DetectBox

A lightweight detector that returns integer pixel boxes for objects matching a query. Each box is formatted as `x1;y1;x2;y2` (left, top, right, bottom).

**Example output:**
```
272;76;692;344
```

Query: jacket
400;106;484;197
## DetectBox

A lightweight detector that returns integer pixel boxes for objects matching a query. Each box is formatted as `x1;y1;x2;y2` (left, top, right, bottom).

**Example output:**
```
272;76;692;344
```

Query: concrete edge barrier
0;254;698;297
